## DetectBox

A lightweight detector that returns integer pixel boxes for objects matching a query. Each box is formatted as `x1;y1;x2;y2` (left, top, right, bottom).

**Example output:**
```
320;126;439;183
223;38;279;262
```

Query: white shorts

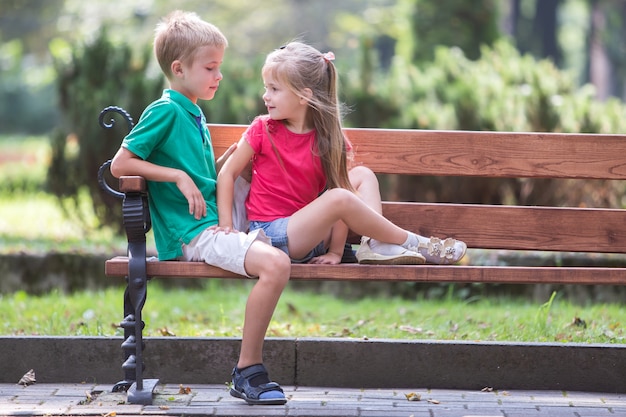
179;227;270;277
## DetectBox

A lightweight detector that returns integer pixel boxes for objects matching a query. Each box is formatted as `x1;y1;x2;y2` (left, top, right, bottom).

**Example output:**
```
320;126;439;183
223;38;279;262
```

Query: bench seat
105;255;626;285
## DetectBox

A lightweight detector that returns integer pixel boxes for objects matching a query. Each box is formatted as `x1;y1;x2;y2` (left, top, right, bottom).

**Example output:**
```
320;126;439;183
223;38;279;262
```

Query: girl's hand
207;225;238;234
308;251;342;265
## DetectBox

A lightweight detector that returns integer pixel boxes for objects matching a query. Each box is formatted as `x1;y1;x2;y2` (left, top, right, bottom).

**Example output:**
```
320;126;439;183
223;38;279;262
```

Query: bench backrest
208;124;626;256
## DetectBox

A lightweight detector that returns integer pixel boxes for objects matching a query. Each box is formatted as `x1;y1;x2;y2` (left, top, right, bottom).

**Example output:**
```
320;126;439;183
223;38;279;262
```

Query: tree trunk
533;0;562;65
588;0;612;101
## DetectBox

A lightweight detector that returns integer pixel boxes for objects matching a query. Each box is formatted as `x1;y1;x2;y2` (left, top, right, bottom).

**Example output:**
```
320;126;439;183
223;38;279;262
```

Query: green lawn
1;282;624;343
0;134;127;254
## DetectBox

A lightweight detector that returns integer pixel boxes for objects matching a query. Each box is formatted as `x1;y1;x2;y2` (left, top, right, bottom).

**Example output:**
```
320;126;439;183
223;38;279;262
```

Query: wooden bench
99;107;626;404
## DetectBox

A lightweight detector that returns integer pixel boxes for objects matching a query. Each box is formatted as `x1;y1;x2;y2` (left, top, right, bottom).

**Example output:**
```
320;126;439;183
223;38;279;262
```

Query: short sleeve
123;101;175;160
244;116;266;154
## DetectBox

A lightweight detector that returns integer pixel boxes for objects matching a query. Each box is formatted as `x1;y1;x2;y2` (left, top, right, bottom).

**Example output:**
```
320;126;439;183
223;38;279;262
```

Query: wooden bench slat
383;202;626;253
112;185;626;253
209;125;626;180
105;256;626;285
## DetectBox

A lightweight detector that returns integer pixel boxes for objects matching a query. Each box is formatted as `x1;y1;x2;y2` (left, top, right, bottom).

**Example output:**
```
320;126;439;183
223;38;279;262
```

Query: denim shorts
249;217;326;263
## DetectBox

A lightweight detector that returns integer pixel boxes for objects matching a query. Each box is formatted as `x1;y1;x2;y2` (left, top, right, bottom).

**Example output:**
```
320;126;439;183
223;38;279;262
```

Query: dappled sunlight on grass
0;191;127;254
0;134;130;254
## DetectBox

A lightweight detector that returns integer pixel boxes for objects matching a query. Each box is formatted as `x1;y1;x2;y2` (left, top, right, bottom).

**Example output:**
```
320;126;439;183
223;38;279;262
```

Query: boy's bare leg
237;240;290;368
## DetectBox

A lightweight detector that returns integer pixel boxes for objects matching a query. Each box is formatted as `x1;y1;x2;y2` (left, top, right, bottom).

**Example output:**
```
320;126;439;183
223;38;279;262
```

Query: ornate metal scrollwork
97;106;135;199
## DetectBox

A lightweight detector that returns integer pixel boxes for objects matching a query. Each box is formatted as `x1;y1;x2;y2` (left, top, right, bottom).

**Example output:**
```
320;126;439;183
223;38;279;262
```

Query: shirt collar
164;89;202;118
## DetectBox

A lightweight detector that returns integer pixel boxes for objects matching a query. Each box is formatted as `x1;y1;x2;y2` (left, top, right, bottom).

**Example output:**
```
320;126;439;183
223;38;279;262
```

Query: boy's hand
176;173;206;220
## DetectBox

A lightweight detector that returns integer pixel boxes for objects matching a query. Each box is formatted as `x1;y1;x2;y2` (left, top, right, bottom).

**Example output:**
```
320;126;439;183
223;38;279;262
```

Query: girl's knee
349;164;375;179
314;188;358;217
324;187;355;207
349;165;378;187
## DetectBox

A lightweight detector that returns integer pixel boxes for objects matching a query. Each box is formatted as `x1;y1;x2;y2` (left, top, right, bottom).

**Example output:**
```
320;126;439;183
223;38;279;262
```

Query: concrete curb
1;337;624;393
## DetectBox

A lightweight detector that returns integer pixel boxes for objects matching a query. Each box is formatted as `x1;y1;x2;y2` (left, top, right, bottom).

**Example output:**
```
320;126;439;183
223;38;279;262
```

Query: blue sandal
229;364;287;405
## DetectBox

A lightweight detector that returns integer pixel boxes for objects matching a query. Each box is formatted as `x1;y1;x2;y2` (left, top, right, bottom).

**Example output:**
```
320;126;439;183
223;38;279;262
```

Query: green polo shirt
122;89;218;260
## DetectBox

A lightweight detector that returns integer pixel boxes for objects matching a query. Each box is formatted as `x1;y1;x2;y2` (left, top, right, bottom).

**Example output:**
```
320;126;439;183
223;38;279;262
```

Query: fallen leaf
569;317;587;328
18;369;36;386
427;399;440;404
103;412;117;417
159;327;176;336
159;405;170;410
399;325;423;334
287;302;299;315
405;392;421;401
481;387;493;392
178;384;192;394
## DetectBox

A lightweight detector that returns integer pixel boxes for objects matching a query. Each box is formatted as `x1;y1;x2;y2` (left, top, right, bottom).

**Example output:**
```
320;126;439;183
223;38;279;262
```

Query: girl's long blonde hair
262;42;354;191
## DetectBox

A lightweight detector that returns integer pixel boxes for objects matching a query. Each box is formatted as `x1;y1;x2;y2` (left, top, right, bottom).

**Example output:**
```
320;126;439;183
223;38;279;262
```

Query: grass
0;134;128;254
1;282;624;343
0;134;625;344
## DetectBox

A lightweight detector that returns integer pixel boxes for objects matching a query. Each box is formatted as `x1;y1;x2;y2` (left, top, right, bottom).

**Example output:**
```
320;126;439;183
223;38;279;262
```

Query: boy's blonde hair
154;10;228;79
262;42;353;192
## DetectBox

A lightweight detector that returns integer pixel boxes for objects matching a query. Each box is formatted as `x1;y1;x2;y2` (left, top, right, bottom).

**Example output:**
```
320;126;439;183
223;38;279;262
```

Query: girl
217;41;466;265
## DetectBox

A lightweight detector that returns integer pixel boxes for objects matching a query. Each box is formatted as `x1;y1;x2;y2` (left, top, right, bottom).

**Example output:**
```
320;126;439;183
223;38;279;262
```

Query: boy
110;10;289;405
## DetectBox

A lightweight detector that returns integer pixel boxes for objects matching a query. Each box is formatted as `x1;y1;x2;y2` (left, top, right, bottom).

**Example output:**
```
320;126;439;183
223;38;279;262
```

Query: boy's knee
260;249;290;286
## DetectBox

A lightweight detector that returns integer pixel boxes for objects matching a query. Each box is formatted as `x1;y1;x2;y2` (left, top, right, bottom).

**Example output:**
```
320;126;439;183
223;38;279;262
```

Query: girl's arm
110;147;207;220
215;142;238;174
309;220;349;264
217;138;255;230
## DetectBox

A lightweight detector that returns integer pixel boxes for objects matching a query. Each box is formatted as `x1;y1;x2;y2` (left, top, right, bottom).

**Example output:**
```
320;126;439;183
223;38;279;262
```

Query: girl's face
262;72;308;127
171;45;224;103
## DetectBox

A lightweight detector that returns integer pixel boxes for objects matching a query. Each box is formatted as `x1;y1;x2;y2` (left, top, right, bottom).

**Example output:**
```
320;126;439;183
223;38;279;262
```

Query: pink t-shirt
245;116;326;222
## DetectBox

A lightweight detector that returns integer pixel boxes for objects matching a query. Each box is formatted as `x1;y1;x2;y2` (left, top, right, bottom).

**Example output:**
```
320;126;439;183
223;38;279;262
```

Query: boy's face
171;45;225;103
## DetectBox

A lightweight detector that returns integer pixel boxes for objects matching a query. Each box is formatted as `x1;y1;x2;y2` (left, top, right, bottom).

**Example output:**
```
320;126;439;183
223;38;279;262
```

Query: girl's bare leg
287;178;467;264
349;165;382;214
286;188;408;259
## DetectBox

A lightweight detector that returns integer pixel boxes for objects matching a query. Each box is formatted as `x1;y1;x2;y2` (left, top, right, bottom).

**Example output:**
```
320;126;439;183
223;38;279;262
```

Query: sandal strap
231;364;285;402
233;363;269;380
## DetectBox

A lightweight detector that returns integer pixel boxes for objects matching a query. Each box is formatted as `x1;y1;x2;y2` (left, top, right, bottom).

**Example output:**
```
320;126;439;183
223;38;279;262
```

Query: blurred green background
1;0;626;273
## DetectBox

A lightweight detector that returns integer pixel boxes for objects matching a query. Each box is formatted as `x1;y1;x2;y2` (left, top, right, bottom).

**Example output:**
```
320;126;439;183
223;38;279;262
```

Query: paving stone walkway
1;383;624;416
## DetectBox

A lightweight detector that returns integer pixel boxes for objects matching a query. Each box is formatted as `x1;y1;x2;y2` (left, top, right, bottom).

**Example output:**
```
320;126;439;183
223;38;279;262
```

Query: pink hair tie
322;51;335;62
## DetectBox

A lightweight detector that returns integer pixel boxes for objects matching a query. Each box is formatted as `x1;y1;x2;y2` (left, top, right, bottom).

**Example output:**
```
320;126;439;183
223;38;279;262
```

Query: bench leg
112;192;158;404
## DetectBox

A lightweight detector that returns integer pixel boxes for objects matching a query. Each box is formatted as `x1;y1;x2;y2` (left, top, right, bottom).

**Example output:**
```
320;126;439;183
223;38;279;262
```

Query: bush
342;40;626;207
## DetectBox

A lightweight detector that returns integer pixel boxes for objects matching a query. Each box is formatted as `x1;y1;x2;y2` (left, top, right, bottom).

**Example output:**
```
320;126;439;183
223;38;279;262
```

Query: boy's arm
216;137;254;230
110;147;207;220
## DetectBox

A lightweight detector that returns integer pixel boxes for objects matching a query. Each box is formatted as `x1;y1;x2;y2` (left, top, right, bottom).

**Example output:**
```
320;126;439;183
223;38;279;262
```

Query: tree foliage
47;27;163;230
407;0;501;62
342;39;626;208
